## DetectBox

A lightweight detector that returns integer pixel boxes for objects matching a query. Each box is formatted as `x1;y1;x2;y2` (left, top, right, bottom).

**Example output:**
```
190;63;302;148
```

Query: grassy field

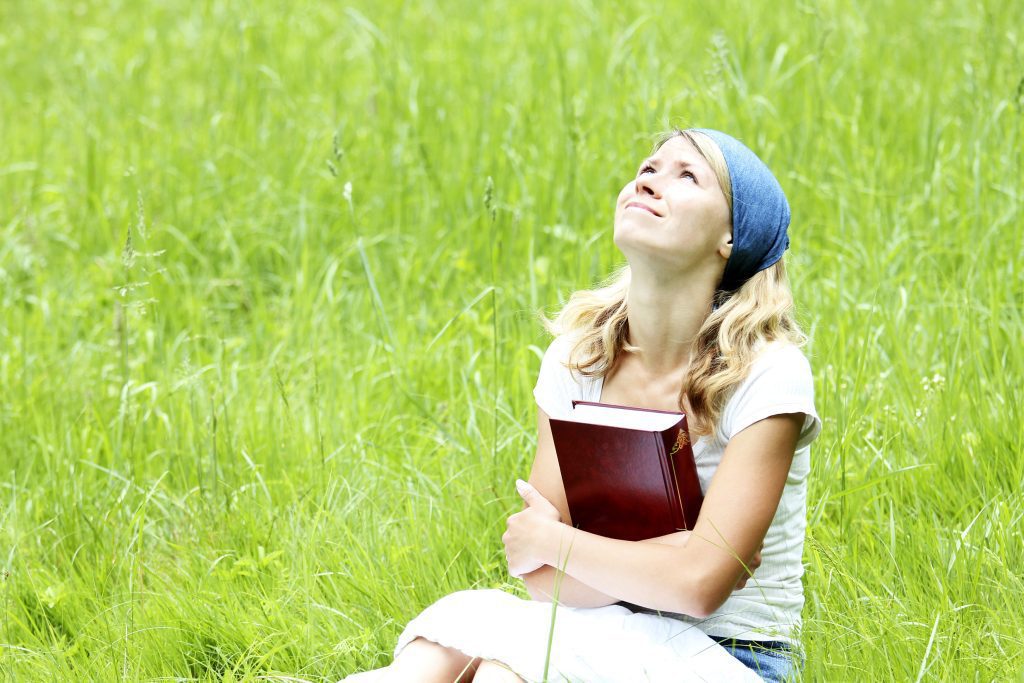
2;0;1023;680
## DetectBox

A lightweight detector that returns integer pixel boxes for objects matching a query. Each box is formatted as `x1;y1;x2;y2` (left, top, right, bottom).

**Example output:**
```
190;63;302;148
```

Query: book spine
666;419;703;529
656;431;687;532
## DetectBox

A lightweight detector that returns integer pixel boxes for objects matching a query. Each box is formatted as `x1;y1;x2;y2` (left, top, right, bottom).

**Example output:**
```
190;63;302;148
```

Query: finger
516;479;558;513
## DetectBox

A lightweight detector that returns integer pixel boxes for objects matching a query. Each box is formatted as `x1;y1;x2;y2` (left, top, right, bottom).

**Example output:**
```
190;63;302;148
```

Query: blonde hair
544;129;806;436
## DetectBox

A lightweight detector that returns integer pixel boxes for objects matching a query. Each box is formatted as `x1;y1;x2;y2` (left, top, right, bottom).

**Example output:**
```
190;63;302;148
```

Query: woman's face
613;135;733;278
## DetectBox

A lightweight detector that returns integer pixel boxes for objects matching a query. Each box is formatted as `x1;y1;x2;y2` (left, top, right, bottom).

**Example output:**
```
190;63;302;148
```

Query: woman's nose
634;174;660;197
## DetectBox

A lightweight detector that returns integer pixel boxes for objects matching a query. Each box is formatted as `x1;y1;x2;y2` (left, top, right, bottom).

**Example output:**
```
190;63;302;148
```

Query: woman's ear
718;237;733;261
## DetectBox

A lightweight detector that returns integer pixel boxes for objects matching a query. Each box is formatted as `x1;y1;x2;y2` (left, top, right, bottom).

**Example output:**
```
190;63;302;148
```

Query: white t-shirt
532;334;822;645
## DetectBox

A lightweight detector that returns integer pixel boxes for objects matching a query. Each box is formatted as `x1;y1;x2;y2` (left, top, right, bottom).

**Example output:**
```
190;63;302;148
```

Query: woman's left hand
502;479;564;578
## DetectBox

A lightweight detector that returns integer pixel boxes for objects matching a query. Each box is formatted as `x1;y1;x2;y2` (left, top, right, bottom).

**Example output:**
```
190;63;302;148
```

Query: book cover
548;401;703;541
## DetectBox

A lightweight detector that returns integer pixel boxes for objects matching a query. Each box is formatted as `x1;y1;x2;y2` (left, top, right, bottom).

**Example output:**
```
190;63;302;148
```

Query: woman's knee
473;659;525;682
386;637;479;682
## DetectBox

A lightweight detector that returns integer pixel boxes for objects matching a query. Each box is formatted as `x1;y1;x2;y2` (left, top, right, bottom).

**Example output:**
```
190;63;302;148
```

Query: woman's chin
613;225;657;253
614;231;670;260
616;243;702;280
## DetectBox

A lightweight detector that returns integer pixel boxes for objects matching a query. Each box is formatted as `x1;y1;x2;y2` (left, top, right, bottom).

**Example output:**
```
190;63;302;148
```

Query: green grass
1;0;1022;680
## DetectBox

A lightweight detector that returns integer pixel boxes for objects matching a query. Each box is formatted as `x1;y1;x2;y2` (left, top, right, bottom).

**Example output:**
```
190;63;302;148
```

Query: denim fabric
712;637;802;682
688;128;791;292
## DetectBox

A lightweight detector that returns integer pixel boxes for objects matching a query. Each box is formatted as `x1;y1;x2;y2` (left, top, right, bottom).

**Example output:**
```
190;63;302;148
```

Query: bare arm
521;530;691;606
522;412;802;618
519;407;766;610
519;408;607;605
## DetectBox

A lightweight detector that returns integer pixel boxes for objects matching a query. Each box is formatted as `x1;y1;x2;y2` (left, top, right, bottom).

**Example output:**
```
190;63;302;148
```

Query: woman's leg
379;636;480;683
472;660;526;682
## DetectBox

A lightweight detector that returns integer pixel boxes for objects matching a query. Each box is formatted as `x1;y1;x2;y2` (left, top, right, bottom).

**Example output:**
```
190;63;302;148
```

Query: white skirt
341;589;761;682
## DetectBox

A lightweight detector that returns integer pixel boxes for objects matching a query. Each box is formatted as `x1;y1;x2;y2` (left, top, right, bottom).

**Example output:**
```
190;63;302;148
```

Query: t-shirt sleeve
720;344;822;450
532;336;577;420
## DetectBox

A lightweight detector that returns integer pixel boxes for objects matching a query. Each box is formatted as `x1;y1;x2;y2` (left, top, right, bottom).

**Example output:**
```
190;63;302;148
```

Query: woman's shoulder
539;332;595;374
747;340;814;376
533;334;595;418
541;332;576;361
732;340;817;402
717;340;820;446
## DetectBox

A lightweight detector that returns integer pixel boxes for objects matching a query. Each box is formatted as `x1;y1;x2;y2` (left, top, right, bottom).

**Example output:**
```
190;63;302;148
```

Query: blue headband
689;128;790;292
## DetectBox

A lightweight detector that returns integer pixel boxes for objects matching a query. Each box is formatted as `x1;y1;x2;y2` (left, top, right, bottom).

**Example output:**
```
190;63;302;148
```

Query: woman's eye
638;164;696;182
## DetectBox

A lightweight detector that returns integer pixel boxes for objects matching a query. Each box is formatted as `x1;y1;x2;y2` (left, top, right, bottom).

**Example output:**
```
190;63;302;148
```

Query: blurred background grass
1;0;1022;679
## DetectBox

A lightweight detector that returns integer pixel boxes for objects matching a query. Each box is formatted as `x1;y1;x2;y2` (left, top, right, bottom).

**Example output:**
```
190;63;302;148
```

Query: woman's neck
623;268;717;376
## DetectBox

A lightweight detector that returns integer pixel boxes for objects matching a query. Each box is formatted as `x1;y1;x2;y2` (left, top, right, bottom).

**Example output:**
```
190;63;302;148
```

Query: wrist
545;520;577;568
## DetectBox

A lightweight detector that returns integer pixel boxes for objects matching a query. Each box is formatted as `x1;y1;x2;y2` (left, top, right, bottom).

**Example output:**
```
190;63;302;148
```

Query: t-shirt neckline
593;375;708;457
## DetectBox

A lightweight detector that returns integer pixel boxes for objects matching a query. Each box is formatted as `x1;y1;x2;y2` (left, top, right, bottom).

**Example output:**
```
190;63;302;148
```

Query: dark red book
548;400;703;542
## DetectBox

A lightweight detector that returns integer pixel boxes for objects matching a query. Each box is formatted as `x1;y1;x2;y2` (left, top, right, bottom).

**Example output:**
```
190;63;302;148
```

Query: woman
344;127;821;682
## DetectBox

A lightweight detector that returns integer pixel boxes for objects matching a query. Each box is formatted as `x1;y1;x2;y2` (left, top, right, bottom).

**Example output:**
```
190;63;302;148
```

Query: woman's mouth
626;202;661;217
